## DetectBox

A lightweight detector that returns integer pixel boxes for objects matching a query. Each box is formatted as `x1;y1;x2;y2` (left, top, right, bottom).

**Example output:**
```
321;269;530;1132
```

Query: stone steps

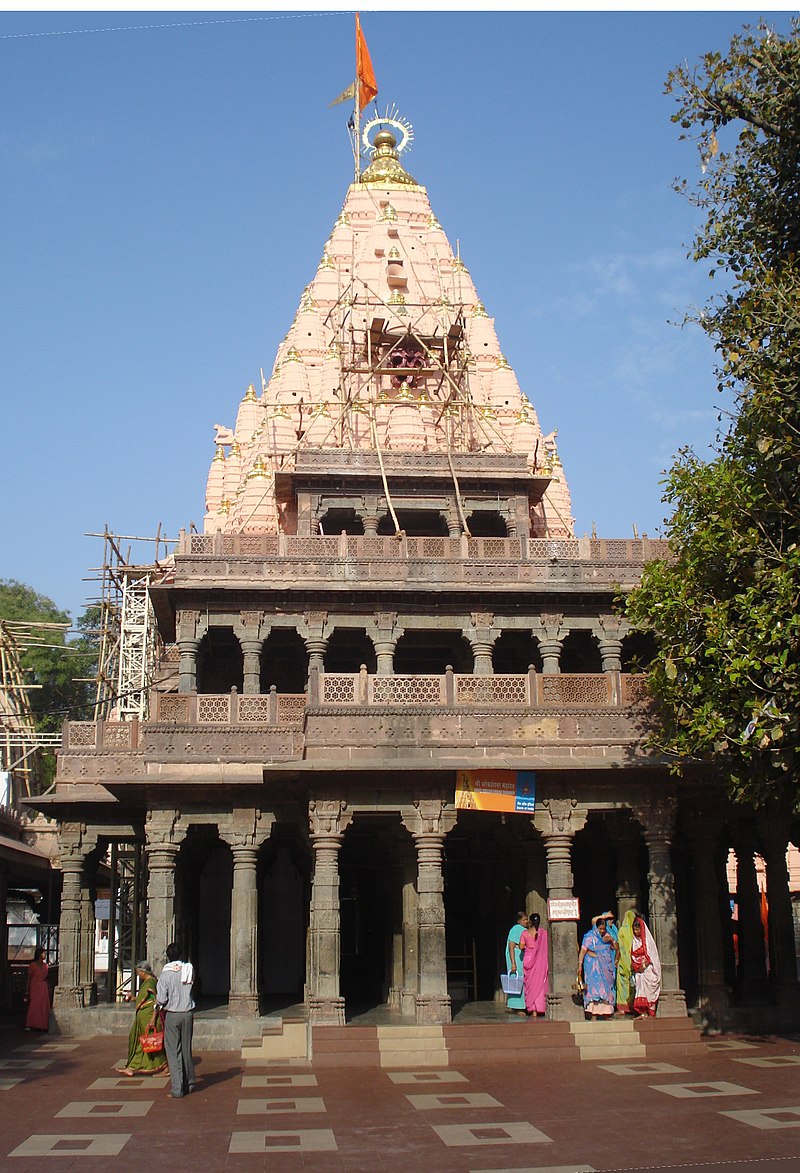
376;1025;449;1068
569;1018;648;1061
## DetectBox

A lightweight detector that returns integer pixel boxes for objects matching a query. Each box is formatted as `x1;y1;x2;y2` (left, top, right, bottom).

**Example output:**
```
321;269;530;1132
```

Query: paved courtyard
1;1020;799;1171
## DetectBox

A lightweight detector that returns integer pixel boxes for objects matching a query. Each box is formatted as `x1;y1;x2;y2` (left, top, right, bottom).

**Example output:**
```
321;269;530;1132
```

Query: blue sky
1;8;794;622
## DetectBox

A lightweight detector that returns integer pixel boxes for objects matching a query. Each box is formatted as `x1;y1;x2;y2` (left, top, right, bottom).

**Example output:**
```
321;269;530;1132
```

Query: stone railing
60;673;652;752
317;670;616;707
178;531;668;564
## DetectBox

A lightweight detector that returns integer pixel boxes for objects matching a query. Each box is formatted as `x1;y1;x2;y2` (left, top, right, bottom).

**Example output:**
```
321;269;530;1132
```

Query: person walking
153;943;196;1098
117;961;167;1076
505;911;528;1016
24;947;51;1032
520;912;549;1017
630;915;661;1018
577;915;617;1019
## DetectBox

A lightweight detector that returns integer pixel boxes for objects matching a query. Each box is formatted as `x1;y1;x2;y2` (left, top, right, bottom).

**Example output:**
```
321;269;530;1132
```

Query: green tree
0;580;97;790
625;20;800;809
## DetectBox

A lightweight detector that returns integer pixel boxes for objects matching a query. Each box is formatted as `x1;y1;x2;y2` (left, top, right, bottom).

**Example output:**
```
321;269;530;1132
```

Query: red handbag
141;1024;164;1053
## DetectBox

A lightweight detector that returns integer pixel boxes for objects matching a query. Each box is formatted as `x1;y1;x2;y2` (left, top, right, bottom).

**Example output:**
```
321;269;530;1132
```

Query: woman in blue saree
577;915;617;1019
505;911;529;1015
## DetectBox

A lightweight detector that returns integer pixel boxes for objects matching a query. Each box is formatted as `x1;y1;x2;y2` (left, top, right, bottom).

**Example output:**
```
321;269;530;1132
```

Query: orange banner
356;13;378;110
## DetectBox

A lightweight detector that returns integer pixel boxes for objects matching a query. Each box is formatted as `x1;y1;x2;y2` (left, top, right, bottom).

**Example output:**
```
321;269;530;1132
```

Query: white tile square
229;1129;337;1153
0;1059;52;1070
89;1076;169;1090
0;1078;23;1091
241;1074;318;1088
599;1062;688;1076
733;1055;800;1069
56;1100;153;1118
389;1070;468;1084
706;1039;758;1051
432;1121;552;1147
407;1092;503;1111
9;1134;132;1157
721;1106;800;1130
237;1097;326;1115
650;1081;759;1099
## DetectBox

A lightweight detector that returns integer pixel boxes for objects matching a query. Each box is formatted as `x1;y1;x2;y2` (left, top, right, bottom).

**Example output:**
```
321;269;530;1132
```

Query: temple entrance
175;826;231;1005
338;816;401;1011
444;811;544;1004
572;811;649;940
260;832;309;1011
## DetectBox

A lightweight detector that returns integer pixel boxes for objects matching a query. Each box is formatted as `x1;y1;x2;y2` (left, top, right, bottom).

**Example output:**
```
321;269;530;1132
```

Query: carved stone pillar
400;854;419;1018
372;640;395;676
686;811;729;1013
239;638;263;696
304;638;328;675
401;797;456;1024
144;811;186;972
757;805;800;1006
177;638;200;694
729;822;768;1003
223;810;273;1018
53;826;98;1009
446;515;461;539
598;639;623;673
611;823;641;920
362;514;379;536
79;868;98;1006
228;846;260;1016
469;640;495;676
533;798;587;1020
634;796;687;1017
307;798;353;1024
537;614;564;676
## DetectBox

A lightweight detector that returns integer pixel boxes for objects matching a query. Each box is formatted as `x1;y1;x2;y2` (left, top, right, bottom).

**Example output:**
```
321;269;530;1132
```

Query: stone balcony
168;534;670;593
56;672;655;785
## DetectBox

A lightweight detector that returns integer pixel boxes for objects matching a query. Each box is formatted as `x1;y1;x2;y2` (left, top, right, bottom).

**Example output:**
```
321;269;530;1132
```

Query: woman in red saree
630;916;661;1017
24;948;51;1032
520;912;549;1016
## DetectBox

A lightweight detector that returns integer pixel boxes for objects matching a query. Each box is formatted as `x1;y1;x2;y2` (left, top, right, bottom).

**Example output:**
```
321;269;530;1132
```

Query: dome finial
360;111;418;187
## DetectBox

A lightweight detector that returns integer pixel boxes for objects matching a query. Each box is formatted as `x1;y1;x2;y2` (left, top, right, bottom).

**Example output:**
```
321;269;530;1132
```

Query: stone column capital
400;797;457;840
537;613;564;640
309;798;353;843
633;794;677;842
219;808;274;851
144;809;187;850
533;798;587;839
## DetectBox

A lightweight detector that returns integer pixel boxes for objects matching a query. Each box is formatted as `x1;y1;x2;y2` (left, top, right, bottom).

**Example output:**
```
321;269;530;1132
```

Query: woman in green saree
117;962;167;1076
616;910;637;1014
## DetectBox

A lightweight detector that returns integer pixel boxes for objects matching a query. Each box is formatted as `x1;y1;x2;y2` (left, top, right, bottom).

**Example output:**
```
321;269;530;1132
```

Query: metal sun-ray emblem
361;106;414;158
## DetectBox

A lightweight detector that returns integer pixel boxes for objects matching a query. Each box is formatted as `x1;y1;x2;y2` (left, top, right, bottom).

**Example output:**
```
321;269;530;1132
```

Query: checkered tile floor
1;1023;799;1170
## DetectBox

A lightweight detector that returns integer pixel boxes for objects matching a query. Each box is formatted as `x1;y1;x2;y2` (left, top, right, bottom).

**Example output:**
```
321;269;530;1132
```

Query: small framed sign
547;897;580;922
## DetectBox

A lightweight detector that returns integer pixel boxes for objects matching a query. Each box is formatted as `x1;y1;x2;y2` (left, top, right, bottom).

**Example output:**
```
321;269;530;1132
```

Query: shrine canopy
203;113;573;539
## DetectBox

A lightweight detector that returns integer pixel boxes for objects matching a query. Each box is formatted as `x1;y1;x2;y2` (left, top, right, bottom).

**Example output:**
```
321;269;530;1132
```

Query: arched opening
338;816;402;1010
377;510;449;537
175;826;231;1007
393;631;474;674
560;630;602;673
324;628;377;674
492;630;543;674
621;631;657;672
466;511;508;537
196;629;243;694
260;629;308;693
444;811;544;1004
259;829;309;1013
319;507;364;535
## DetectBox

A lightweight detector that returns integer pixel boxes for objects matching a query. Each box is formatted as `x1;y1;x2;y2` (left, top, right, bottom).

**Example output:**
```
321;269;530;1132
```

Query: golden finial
213;446;226;462
362;129;418;188
248;455;269;480
472;301;488;318
427;212;442;230
334;209;351;228
299;286;316;313
388;289;408;315
388;245;401;260
377;202;398;223
244;383;257;402
230;440;241;458
438;293;452;308
496;354;510;370
270;403;290;419
218;497;231;514
319;249;335;271
284;346;302;364
452;256;467;273
326;340;341;359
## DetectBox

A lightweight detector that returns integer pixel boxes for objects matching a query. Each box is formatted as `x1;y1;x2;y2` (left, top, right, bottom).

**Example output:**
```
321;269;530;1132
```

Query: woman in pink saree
520;912;549;1017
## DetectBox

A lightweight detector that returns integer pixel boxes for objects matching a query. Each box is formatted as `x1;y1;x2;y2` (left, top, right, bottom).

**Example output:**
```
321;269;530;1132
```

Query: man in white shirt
154;941;196;1099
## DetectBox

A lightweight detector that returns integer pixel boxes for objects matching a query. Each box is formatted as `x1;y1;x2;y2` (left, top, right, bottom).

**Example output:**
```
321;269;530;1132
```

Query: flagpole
354;16;361;183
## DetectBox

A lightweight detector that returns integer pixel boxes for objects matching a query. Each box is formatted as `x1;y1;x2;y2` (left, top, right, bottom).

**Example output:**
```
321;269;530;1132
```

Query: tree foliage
0;579;98;790
625;20;800;808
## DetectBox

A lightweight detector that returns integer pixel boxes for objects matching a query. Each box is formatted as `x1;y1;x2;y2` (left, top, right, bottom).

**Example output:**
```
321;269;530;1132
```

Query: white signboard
547;897;580;922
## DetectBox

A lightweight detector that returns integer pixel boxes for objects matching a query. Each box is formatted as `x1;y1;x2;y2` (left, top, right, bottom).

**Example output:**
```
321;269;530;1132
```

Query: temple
37;112;799;1043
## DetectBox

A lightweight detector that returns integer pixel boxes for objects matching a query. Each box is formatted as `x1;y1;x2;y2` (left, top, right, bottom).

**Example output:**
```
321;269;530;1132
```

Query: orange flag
355;13;378;110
